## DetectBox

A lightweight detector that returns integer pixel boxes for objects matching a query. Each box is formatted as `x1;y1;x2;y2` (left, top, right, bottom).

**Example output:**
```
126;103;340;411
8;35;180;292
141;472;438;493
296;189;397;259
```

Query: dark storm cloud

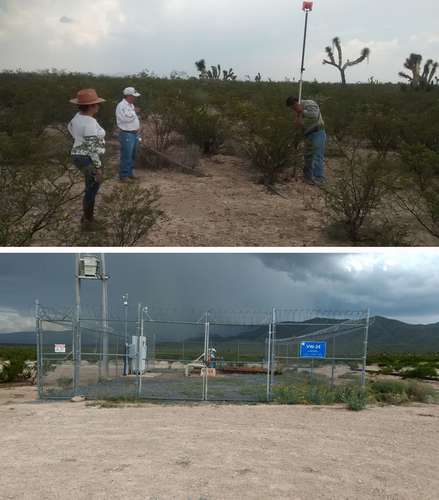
1;252;439;333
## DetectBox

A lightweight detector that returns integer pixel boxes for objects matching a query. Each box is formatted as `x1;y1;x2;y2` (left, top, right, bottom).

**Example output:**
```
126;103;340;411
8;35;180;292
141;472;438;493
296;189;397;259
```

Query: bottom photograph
1;251;439;499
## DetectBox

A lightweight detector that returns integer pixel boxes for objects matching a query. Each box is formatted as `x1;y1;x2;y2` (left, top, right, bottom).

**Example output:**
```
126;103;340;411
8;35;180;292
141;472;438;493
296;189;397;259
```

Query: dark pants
72;155;100;221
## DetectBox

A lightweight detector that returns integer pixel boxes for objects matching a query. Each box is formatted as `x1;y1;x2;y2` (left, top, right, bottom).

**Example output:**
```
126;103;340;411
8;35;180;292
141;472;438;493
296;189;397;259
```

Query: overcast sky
1;251;439;333
0;0;437;82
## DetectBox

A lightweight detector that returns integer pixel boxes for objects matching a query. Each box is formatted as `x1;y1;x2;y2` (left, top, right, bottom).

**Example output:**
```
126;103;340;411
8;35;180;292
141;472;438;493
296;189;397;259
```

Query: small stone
70;395;86;403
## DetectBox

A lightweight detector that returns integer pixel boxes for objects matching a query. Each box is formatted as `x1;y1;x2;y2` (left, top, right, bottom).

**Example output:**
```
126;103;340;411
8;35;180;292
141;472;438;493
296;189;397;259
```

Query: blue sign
299;341;327;358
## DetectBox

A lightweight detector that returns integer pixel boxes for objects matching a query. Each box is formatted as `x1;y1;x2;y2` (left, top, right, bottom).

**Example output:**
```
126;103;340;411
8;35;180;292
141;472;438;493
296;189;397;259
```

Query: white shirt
116;99;140;131
68;113;106;167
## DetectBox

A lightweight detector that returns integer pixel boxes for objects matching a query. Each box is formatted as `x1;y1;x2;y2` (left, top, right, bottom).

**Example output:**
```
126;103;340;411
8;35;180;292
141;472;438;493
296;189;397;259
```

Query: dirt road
2;386;439;500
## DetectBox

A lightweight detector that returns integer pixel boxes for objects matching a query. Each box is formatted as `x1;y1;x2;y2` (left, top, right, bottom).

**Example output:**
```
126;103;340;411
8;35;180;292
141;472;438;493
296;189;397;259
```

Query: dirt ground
117;155;436;248
2;386;439;500
103;146;329;247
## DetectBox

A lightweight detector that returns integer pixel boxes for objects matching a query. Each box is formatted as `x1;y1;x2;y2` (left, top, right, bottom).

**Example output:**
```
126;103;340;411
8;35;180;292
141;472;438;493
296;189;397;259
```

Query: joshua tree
322;37;370;84
195;60;237;80
399;53;438;89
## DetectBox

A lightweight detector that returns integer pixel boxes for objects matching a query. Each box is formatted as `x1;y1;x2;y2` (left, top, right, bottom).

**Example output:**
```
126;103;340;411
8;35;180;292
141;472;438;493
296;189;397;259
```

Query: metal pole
74;255;81;396
123;294;128;376
101;254;109;378
137;303;141;397
35;300;42;399
361;309;370;387
331;334;336;388
138;307;145;398
269;308;276;400
298;9;310;103
266;323;272;402
203;311;210;401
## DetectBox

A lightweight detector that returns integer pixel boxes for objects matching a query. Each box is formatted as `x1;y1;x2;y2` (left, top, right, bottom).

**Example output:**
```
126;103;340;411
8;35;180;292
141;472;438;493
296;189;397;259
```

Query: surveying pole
298;1;314;103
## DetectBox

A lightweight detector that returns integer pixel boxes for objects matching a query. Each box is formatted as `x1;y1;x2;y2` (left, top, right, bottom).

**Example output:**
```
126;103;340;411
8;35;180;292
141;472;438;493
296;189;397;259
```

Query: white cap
123;86;141;97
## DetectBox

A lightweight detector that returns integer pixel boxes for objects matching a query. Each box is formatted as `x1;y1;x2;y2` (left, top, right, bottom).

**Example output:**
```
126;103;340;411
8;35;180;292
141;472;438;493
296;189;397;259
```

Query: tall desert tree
323;37;370;84
399;53;438;89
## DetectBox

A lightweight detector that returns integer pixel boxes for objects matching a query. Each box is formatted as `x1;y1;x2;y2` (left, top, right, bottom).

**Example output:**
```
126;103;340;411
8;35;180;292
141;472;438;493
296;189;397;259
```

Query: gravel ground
2;386;439;500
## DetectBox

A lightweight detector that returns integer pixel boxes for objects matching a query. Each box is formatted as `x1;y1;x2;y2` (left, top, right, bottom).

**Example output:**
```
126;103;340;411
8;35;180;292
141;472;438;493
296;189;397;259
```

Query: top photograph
1;0;438;247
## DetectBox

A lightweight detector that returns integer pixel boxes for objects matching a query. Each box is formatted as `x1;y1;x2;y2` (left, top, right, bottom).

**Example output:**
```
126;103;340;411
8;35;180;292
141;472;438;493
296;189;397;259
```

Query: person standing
286;96;327;185
68;88;106;229
116;87;142;182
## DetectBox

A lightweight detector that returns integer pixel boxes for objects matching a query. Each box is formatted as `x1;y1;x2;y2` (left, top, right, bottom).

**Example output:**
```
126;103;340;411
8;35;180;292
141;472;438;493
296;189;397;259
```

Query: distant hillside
1;316;439;353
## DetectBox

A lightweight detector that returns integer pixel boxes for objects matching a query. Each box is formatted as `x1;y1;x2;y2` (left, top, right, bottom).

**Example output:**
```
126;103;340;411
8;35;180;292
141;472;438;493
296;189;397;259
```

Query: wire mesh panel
38;320;75;399
77;319;138;400
269;310;369;401
206;322;270;402
139;319;206;401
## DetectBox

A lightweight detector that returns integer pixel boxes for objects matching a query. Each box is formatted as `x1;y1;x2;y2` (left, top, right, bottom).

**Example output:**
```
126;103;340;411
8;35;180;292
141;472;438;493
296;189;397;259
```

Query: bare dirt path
105;150;330;247
101;142;435;247
2;387;439;500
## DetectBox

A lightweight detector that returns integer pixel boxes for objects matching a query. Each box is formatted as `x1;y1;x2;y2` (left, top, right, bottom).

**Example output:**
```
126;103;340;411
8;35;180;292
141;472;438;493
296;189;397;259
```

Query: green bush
176;103;226;155
338;385;369;411
240;108;301;185
405;381;437;403
370;380;409;404
324;150;394;242
0;346;36;383
401;365;438;379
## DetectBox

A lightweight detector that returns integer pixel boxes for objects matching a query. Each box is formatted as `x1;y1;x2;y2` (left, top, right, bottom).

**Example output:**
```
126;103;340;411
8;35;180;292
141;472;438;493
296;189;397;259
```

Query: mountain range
1;316;439;353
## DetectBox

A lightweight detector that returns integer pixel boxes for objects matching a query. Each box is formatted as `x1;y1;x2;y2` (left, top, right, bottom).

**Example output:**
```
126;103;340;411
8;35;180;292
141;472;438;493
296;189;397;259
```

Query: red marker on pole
299;1;314;103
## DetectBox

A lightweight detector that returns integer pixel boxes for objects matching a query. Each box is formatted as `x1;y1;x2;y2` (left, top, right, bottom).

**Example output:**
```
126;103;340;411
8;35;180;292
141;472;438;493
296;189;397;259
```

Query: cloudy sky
0;0;437;82
0;251;439;333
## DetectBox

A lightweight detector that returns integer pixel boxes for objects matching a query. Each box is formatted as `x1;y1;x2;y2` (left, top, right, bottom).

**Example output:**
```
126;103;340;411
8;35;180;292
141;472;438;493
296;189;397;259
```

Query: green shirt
302;100;325;135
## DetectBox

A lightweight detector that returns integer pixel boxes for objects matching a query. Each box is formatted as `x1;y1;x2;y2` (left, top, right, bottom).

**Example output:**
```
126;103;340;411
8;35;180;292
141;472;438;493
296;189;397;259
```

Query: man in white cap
116;86;141;181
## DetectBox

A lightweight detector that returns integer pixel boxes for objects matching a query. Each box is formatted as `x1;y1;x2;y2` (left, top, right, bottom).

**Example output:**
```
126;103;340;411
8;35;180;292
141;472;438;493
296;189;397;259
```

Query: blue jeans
304;128;327;180
119;131;138;179
72;155;100;220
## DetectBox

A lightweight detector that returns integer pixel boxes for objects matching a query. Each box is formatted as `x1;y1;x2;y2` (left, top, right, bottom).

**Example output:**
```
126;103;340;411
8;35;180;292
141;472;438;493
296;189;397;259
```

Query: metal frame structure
35;304;370;402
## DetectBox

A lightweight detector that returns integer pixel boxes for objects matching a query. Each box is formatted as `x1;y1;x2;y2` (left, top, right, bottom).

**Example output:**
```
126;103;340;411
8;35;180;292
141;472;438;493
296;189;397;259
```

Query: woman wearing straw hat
68;88;106;230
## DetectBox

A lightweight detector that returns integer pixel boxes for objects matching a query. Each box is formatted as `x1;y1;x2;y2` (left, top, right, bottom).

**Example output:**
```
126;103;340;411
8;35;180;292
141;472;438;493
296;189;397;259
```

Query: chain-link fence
36;304;370;402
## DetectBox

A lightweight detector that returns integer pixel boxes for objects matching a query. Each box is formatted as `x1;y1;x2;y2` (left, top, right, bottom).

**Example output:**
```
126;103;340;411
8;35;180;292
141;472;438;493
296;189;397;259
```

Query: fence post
137;304;142;398
269;308;276;401
331;334;336;388
361;309;370;387
203;311;210;401
266;323;272;402
73;305;81;397
35;300;42;399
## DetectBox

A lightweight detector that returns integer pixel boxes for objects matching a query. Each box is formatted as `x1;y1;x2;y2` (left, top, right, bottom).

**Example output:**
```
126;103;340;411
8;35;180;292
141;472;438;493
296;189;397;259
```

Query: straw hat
70;88;106;105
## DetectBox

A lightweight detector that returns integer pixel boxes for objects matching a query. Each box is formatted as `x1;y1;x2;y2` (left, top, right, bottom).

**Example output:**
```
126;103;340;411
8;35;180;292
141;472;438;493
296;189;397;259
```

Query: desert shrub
272;384;306;404
405;381;437;403
175;103;226;154
370;380;410;404
401;365;438;379
0;133;82;246
394;144;439;239
66;183;163;246
338;385;369;411
324;150;394;242
361;105;403;158
240;108;302;185
0;347;36;383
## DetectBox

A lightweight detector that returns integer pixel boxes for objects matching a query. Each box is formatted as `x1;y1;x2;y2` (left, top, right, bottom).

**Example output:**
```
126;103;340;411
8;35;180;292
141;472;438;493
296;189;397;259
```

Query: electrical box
129;336;147;374
79;255;102;279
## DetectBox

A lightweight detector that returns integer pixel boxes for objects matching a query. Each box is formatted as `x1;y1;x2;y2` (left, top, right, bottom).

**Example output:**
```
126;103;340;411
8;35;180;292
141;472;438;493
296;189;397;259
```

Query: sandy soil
2;386;439;500
104;147;330;247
